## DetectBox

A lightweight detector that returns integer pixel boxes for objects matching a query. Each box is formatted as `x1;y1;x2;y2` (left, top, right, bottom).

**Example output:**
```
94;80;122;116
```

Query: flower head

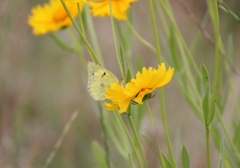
28;0;81;35
88;0;137;20
104;63;174;113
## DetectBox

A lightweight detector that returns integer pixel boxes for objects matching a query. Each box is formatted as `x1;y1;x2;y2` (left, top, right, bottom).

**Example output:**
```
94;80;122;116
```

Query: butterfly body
87;62;119;101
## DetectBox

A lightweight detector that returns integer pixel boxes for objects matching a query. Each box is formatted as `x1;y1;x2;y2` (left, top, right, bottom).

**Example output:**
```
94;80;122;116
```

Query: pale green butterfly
87;62;119;101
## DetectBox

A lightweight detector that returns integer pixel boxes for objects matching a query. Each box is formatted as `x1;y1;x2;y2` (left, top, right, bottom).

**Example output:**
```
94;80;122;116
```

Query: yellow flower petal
88;0;137;20
135;88;153;104
104;102;119;111
156;64;174;88
104;83;132;113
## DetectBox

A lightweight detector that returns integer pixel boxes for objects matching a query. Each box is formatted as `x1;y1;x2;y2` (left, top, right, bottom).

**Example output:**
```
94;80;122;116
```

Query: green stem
77;3;85;36
148;0;176;166
126;20;156;53
109;0;124;77
115;112;144;168
43;111;79;168
216;109;240;162
84;5;104;65
217;0;240;23
148;0;162;62
205;125;211;168
67;28;86;69
127;115;148;168
206;0;220;110
160;89;177;168
145;101;154;125
157;0;203;108
48;32;75;51
59;0;100;63
99;106;111;168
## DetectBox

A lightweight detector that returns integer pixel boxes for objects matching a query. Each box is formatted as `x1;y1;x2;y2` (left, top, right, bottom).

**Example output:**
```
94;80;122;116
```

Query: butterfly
87;62;119;101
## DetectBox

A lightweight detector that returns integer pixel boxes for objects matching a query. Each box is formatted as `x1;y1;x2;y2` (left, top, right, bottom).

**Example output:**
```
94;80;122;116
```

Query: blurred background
1;0;240;167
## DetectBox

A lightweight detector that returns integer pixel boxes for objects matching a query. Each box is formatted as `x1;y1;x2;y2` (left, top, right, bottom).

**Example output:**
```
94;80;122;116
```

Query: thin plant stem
48;32;75;51
145;101;154;125
77;3;85;36
160;88;177;168
126;20;156;53
59;0;100;63
67;28;87;69
215;108;240;162
148;0;177;167
143;103;165;167
43;111;79;168
99;106;111;168
115;112;144;168
206;126;211;168
109;0;124;77
84;5;104;65
217;0;240;23
207;0;220;106
148;0;162;62
127;115;148;168
128;154;134;168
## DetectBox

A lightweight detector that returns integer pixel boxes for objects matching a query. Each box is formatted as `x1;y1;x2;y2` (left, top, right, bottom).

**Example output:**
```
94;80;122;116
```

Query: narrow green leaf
125;67;132;83
201;65;209;90
119;45;126;75
162;153;173;168
233;122;240;149
134;104;145;131
202;65;210;126
91;141;108;168
136;56;144;72
169;25;180;71
181;145;190;168
202;89;209;125
208;97;216;124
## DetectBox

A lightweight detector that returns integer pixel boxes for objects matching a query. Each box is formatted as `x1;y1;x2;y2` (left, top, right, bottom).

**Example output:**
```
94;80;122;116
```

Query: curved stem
67;28;87;69
84;5;104;65
127;115;148;168
109;0;124;77
148;0;177;166
59;0;100;63
99;106;111;168
126;20;156;53
145;101;154;125
160;89;177;168
43;111;79;168
48;32;75;51
115;112;144;168
216;109;240;162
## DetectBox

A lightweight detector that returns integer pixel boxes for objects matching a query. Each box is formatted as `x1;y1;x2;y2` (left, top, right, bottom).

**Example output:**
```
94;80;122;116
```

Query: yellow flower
28;0;81;35
88;0;137;20
125;63;174;104
104;63;174;113
64;0;87;3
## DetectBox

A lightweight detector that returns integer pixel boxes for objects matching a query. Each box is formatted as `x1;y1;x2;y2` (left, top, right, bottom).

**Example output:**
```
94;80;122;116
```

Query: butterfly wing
87;62;119;101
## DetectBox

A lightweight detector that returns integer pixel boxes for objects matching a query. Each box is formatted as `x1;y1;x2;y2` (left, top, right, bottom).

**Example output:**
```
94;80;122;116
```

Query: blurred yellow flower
104;63;174;113
28;0;82;35
64;0;87;3
88;0;137;20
